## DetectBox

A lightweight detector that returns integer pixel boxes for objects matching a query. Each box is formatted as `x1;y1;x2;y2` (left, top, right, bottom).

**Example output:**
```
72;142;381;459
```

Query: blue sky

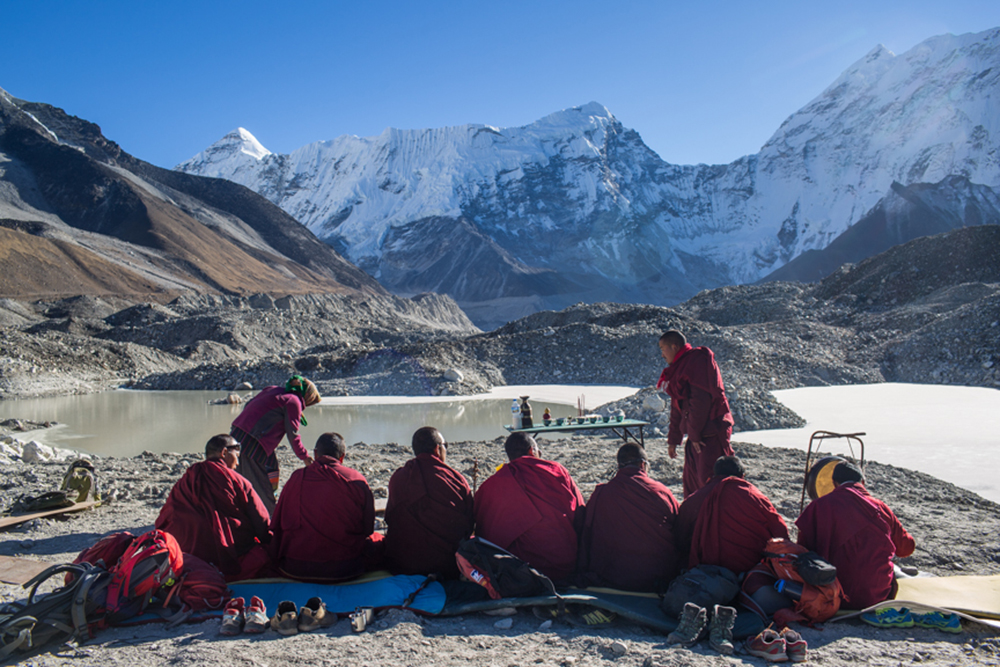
3;1;999;169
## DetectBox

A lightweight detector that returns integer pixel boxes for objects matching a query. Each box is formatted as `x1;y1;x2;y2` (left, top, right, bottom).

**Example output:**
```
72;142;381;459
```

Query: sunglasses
224;445;241;452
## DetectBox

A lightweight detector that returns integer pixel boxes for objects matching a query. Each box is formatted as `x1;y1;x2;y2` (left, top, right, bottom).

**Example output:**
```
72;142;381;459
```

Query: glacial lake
0;385;639;458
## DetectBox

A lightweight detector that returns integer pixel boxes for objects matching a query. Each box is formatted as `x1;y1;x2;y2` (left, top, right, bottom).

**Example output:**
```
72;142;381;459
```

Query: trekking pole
472;458;480;494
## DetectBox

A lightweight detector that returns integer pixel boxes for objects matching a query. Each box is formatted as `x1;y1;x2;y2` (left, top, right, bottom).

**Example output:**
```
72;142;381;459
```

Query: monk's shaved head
315;432;346;459
412;426;445;455
714;455;745;479
504;432;537;460
206;434;236;458
616;443;648;469
659;330;686;347
833;461;865;485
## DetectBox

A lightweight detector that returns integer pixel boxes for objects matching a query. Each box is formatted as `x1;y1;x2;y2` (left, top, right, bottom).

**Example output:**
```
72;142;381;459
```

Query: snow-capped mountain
178;28;1000;327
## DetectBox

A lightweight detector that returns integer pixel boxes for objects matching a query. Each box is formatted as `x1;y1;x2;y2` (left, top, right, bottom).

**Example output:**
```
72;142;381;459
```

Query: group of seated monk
155;429;914;611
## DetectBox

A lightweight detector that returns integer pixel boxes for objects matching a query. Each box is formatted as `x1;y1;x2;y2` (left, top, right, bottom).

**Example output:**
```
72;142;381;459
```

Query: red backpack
741;538;845;626
103;529;184;625
65;531;136;585
173;554;229;612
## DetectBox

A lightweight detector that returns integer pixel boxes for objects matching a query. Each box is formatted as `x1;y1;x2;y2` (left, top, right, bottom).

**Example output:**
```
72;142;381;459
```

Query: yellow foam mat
895;574;1000;620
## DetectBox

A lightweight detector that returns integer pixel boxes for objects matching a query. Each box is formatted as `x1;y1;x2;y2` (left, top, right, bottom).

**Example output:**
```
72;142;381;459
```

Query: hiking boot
298;596;334;632
667;602;707;647
270;600;299;635
745;627;788;662
220;597;245;635
861;606;914;629
913;611;962;634
780;627;808;663
243;596;268;634
708;605;736;655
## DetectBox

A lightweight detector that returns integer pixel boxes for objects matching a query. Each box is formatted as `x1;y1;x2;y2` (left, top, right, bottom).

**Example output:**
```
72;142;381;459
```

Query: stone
610;641;628;655
21;440;54;463
538;620;553;630
494;618;514;630
444;368;464;383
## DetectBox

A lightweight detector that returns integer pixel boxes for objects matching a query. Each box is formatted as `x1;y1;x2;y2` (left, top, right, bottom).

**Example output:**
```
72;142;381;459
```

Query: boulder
642;393;666;412
444;368;464;383
21;440;54;463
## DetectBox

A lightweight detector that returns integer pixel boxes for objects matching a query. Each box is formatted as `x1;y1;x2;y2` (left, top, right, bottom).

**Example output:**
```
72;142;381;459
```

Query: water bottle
774;579;803;600
511;399;521;429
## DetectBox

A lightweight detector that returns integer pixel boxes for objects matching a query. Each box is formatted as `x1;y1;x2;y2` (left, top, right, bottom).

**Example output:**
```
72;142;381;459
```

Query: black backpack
455;537;563;604
0;562;110;662
660;564;740;617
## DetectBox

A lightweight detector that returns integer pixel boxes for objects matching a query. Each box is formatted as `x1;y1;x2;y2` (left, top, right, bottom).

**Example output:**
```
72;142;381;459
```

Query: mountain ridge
179;28;1000;328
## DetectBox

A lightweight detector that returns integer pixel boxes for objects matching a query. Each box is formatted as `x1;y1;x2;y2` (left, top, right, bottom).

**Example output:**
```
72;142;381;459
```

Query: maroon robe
578;467;680;592
155;459;271;580
682;476;788;574
384;453;474;578
474;455;585;583
269;455;376;581
657;345;735;498
796;482;915;609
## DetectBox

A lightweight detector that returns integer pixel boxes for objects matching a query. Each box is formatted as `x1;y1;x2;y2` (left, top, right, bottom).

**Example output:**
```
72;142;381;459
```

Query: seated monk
578;443;681;592
675;455;789;575
384;426;474;578
796;461;915;609
155;434;271;581
269;432;380;581
474;432;585;583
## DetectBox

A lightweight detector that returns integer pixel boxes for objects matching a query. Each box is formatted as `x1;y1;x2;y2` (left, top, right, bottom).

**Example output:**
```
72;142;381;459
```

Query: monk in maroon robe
384;427;474;578
474;433;585;583
578;443;680;592
676;455;788;575
269;432;380;582
796;461;915;609
657;330;735;498
155;434;272;581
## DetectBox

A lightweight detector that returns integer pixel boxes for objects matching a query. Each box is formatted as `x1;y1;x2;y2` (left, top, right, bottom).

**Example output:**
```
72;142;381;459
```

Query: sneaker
780;627;808;663
564;607;617;628
745;628;788;662
270;600;299;636
244;596;269;634
708;605;736;655
220;597;245;636
298;597;334;632
861;607;914;629
667;602;708;647
913;611;962;634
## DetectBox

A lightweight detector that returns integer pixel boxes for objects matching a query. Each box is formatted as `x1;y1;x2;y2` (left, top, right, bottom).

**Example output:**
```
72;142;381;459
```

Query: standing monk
384;426;474;579
230;375;321;515
657;330;735;498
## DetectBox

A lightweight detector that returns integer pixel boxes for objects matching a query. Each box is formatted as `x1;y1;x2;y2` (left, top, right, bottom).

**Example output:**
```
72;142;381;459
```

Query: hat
286;375;321;407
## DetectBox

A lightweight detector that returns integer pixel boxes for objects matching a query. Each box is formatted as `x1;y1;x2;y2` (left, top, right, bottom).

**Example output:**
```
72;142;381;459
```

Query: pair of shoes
667;602;707;647
708;605;737;655
745;627;789;662
271;600;300;635
564;607;617;628
298;597;336;632
861;607;914;629
780;627;808;663
220;597;245;636
913;611;962;634
244;596;268;634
